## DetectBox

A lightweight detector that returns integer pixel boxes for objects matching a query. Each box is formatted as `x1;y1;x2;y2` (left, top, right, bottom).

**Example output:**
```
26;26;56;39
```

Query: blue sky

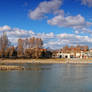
0;0;92;49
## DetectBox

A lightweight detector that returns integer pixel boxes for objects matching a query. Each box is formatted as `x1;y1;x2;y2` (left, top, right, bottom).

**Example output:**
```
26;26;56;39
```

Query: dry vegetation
0;32;52;59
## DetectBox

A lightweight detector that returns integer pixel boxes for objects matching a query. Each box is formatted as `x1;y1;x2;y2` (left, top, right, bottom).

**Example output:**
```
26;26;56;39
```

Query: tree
17;39;24;58
17;37;44;58
0;32;10;57
9;46;17;58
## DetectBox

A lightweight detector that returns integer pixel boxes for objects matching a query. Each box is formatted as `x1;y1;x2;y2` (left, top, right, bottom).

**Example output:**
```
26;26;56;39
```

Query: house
52;50;59;58
56;45;89;59
57;52;73;59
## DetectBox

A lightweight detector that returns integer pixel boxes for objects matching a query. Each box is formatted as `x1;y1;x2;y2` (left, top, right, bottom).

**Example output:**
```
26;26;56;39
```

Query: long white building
57;51;89;59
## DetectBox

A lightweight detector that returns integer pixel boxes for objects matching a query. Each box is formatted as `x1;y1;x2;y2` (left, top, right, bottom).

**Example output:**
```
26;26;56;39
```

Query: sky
0;0;92;49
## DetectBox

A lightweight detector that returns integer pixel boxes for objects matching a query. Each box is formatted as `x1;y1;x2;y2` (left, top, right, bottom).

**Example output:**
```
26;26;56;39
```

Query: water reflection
0;64;92;92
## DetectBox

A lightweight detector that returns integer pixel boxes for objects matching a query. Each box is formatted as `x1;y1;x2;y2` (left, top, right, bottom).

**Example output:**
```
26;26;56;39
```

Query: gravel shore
0;58;92;64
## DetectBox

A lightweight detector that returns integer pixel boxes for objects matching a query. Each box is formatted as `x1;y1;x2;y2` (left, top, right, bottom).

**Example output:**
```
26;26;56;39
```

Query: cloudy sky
0;0;92;49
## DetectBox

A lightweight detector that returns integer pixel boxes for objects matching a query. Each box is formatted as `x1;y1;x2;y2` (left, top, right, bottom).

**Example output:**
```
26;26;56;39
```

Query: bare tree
0;32;10;57
17;39;24;58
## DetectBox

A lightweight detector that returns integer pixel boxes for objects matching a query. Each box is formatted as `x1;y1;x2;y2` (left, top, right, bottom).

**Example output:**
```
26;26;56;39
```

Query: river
0;64;92;92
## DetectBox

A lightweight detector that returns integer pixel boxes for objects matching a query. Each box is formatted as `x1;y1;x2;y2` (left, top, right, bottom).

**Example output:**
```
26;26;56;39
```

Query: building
56;45;89;59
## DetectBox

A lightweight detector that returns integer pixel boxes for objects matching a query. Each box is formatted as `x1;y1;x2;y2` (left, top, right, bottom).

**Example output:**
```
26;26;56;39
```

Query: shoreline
0;58;92;64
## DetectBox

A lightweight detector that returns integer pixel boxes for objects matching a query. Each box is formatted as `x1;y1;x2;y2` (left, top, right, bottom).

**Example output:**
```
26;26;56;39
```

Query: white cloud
0;25;11;31
29;0;63;20
29;0;92;35
48;14;91;29
46;33;92;49
81;0;92;7
0;25;92;49
47;14;92;34
74;28;92;34
0;25;35;45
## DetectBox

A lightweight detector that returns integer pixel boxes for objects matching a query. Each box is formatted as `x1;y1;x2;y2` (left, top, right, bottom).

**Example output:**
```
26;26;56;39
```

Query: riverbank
0;58;66;64
0;58;92;64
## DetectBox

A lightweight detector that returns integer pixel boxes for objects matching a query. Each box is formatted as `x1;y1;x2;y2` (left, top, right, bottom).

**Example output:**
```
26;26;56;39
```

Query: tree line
0;33;52;59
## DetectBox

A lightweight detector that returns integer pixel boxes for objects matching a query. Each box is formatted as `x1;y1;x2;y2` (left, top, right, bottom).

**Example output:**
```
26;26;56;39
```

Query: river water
0;64;92;92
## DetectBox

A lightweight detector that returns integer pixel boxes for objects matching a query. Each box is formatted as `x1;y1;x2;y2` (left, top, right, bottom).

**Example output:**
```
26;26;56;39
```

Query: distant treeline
0;33;52;59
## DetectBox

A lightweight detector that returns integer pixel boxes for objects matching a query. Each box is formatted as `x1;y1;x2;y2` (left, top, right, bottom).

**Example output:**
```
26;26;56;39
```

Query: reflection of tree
27;64;53;91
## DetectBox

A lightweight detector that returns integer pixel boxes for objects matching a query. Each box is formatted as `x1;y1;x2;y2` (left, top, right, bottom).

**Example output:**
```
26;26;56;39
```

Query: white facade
57;51;89;59
76;53;80;57
57;52;74;59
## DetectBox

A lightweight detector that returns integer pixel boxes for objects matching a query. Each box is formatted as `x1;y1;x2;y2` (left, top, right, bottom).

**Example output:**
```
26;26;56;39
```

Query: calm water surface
0;64;92;92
